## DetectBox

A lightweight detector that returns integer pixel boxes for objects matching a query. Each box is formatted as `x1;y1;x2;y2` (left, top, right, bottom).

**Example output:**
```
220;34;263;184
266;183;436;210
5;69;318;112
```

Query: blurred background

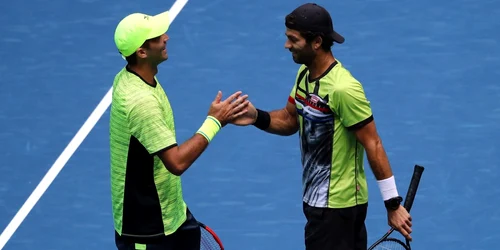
0;0;499;249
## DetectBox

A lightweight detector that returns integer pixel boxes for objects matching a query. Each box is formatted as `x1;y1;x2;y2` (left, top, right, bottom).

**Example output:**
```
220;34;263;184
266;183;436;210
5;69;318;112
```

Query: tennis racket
198;222;224;250
368;164;425;250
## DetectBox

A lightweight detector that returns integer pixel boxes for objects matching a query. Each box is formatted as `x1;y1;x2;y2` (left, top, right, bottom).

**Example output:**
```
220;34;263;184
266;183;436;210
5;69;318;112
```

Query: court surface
1;0;499;249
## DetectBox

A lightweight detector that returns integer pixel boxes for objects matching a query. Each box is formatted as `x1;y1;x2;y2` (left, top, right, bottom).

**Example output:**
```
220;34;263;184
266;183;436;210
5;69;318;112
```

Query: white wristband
377;176;399;201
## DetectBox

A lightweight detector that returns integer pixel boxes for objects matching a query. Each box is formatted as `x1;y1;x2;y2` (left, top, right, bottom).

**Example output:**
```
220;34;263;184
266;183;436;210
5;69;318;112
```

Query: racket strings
200;226;223;250
372;239;409;250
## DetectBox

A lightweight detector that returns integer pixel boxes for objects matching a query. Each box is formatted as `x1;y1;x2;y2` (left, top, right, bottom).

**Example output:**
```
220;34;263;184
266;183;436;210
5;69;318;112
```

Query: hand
229;100;257;126
208;91;249;127
388;205;413;241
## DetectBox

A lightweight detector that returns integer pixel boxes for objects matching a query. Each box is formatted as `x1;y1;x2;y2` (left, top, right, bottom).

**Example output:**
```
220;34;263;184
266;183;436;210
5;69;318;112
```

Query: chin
293;57;305;64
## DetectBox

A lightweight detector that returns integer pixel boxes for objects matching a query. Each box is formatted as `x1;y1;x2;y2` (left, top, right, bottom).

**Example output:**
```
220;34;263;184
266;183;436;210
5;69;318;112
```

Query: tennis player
230;3;412;250
110;10;250;250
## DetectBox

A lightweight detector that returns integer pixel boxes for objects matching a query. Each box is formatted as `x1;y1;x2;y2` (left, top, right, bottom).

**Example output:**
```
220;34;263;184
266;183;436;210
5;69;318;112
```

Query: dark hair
125;39;152;66
285;14;334;52
300;30;334;52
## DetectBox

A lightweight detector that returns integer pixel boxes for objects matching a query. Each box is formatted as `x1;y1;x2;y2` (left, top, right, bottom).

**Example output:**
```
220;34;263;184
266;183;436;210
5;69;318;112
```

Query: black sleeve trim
152;143;178;156
346;115;374;131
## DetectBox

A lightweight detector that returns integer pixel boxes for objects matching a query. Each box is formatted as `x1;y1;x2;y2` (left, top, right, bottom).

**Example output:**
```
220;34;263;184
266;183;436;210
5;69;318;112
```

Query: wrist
253;108;270;130
377;176;401;210
384;196;403;211
377;175;399;201
196;116;222;142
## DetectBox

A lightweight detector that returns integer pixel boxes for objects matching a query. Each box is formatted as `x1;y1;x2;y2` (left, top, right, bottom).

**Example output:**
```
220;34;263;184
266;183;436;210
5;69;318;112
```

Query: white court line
0;0;189;249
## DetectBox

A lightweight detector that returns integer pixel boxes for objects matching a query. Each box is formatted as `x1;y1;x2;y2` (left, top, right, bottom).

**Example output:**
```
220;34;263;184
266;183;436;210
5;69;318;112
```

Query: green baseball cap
114;11;171;58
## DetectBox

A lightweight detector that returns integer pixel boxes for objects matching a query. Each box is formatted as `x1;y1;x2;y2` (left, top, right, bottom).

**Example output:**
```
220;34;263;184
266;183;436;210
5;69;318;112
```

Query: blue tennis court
0;0;499;249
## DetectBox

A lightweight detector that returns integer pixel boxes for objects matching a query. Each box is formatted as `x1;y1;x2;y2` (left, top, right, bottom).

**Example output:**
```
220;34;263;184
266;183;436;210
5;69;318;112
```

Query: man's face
285;28;315;65
143;33;169;64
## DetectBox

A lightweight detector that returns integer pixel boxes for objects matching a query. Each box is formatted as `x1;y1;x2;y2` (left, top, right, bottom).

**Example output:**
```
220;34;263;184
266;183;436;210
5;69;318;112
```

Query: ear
136;48;148;59
313;36;323;50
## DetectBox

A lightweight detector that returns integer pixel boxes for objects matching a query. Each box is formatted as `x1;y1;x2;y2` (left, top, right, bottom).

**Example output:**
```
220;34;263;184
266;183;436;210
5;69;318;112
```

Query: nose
163;33;169;43
284;40;292;49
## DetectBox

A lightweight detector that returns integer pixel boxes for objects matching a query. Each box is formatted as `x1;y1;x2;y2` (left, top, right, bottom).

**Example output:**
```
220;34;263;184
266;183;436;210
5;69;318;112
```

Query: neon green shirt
110;66;187;238
289;60;373;208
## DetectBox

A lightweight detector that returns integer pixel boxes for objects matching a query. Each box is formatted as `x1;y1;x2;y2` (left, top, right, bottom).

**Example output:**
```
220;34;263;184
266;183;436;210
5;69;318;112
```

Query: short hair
125;39;152;66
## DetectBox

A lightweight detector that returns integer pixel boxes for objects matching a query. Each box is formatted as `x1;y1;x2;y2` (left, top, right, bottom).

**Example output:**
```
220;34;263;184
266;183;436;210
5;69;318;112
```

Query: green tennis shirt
110;66;187;238
289;60;373;209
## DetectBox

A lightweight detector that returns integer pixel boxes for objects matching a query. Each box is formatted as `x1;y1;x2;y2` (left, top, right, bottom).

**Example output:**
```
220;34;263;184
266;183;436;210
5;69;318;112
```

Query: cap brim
147;11;171;39
332;31;345;44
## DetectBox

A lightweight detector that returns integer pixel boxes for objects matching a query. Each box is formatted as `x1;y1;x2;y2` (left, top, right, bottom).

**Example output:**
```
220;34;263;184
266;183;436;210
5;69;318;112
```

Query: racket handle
402;165;424;212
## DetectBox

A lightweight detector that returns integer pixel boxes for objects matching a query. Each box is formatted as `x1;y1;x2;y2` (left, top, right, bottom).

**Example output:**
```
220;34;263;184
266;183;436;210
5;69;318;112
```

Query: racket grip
402;165;424;212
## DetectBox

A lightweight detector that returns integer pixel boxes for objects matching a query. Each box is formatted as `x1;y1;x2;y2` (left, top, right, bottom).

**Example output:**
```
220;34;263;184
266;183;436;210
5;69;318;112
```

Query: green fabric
110;67;186;236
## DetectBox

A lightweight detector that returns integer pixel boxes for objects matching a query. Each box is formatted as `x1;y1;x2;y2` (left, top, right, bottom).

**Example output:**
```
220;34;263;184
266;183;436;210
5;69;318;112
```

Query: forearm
254;108;298;136
266;109;298;135
365;138;401;201
159;116;220;176
365;138;393;180
173;134;209;175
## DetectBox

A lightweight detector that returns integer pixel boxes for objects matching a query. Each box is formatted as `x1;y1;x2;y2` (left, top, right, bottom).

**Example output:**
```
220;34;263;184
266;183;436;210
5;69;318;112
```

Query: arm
354;118;413;240
334;81;412;239
156;133;209;176
331;81;399;200
352;118;399;200
352;120;393;180
256;100;298;136
252;79;299;136
156;91;247;175
158;115;224;176
129;94;221;176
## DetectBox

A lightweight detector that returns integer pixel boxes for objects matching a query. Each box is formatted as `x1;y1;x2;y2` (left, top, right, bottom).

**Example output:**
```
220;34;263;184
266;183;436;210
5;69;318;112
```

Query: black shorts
303;202;368;250
115;208;201;250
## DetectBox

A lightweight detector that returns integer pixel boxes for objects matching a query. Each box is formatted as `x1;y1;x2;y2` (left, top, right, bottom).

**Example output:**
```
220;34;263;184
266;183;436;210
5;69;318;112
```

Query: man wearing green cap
110;10;250;249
